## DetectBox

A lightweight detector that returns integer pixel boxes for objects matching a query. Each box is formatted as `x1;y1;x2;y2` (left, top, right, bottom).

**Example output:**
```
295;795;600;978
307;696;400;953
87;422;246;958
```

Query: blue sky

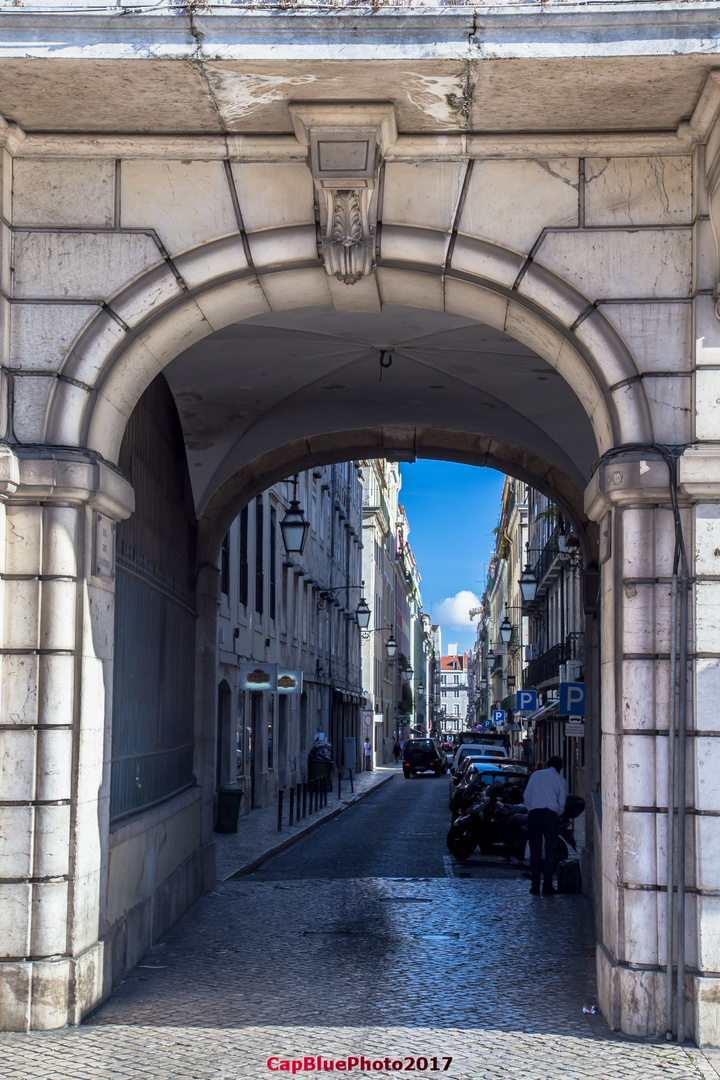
398;461;505;655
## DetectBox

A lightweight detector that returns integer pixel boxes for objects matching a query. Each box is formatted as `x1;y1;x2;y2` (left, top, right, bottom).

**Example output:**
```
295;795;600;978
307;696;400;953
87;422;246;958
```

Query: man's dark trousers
528;807;559;889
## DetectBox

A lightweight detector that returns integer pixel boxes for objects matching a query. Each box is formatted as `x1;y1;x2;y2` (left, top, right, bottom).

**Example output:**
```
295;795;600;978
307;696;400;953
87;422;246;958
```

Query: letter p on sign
559;682;585;716
516;690;537;713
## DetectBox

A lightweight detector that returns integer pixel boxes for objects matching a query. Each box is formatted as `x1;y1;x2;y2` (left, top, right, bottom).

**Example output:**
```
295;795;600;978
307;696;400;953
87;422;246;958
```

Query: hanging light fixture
481;676;487;690
519;544;538;603
418;682;424;695
500;607;513;645
280;475;310;556
386;634;397;659
355;587;371;630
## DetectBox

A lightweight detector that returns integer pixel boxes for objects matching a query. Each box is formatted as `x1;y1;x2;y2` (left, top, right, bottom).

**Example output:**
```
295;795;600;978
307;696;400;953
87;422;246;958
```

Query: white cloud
434;590;481;630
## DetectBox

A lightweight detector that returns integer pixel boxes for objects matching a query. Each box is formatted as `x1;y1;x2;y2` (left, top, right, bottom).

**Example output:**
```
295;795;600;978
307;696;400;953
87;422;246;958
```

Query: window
255;496;264;615
454;689;459;698
239;506;249;607
441;674;447;684
269;506;277;621
453;704;460;715
453;675;459;684
220;533;230;596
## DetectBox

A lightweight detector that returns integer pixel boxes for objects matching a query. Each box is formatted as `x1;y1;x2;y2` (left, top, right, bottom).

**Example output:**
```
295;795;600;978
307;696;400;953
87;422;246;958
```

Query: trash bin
216;784;244;833
308;758;333;784
307;741;333;785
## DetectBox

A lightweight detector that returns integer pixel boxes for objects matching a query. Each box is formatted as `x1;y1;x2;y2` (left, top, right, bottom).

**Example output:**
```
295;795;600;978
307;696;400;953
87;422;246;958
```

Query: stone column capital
0;446;134;521
585;450;674;521
586;445;720;521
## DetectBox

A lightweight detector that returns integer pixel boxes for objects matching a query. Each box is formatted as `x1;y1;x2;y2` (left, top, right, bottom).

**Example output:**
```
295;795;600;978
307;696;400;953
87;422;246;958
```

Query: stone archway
1;175;711;1042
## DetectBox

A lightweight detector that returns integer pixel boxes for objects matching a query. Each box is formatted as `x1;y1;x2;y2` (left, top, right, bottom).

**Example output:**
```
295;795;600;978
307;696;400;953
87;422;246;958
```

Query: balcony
522;632;584;689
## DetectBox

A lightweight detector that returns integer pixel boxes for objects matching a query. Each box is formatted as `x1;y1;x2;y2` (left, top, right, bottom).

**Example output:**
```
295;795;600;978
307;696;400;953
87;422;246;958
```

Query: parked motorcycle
447;786;584;864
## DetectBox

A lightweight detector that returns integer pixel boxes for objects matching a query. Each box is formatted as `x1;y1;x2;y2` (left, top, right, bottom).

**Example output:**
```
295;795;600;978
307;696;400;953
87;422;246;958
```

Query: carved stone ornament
288;102;398;286
323;187;374;285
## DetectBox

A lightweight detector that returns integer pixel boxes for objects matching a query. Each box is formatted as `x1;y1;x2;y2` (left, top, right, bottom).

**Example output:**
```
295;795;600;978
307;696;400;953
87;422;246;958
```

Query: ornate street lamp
280;475;310;556
481;676;488;690
519;546;538;603
500;606;513;646
386;635;397;660
355;591;371;629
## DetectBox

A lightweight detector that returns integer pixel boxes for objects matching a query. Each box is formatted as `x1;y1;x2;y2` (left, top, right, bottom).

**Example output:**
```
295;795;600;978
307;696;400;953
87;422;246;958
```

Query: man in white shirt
523;755;567;895
363;738;373;771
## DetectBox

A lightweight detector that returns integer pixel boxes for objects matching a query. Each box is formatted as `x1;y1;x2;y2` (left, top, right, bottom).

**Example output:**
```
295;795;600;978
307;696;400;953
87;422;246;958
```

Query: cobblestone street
2;778;717;1079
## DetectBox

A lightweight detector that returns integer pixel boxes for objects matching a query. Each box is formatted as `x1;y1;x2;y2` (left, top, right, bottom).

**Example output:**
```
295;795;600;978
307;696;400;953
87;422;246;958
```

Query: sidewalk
214;762;399;881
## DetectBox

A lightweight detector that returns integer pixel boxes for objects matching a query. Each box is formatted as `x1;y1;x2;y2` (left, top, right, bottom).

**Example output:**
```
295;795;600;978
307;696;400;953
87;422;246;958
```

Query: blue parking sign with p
492;709;505;727
559;681;585;716
516;690;537;713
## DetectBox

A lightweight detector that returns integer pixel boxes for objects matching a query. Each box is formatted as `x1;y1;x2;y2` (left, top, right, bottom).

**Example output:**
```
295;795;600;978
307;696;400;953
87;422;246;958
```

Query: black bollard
324;776;329;807
338;772;342;800
349;768;354;794
314;780;319;812
288;786;294;826
277;789;284;832
296;784;301;823
302;781;307;818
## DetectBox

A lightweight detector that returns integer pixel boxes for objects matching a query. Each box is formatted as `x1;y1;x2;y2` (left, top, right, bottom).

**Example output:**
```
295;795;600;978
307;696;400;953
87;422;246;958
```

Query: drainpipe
665;568;678;1041
676;543;690;1044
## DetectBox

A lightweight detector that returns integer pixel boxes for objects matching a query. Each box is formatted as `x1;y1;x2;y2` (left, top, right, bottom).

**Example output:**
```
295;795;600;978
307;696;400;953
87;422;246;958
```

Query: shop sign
239;662;277;692
277;669;303;694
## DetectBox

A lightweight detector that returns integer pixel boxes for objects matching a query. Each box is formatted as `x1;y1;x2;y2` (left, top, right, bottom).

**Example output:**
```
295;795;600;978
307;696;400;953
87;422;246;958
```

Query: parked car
403;738;447;778
450;744;508;773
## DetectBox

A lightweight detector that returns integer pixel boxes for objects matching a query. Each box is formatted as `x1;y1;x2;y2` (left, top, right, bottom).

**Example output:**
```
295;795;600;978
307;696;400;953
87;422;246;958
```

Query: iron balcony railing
522;632;584;690
531;524;561;591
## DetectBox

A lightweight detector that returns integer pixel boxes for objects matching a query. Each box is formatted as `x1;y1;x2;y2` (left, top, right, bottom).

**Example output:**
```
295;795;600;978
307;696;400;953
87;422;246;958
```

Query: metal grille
111;375;198;825
110;745;194;823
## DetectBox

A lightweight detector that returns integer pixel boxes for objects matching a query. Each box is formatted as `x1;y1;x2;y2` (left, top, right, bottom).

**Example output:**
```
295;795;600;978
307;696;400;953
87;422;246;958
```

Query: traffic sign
559;682;585;716
362;711;373;727
482;718;493;731
565;720;585;737
492;709;505;728
516;689;537;713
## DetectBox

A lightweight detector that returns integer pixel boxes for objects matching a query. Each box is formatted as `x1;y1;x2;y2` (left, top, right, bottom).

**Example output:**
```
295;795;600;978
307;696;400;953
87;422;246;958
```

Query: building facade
361;460;428;761
437;650;470;732
216;462;364;813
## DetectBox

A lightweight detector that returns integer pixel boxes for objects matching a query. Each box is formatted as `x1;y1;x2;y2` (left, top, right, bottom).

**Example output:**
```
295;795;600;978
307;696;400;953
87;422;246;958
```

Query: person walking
363;737;373;771
393;739;400;763
523;755;566;895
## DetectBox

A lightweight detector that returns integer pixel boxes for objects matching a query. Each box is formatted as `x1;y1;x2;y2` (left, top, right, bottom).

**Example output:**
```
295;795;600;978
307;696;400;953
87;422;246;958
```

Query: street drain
303;930;354;936
410;932;459;940
375;897;432;903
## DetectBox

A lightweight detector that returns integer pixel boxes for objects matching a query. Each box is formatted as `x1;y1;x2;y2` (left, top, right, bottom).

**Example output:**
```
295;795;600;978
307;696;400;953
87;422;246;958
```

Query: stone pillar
0;448;133;1031
586;451;720;1043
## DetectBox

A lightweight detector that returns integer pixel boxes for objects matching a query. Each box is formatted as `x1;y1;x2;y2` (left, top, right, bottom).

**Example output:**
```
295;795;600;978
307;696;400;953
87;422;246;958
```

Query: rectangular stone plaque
318;139;369;173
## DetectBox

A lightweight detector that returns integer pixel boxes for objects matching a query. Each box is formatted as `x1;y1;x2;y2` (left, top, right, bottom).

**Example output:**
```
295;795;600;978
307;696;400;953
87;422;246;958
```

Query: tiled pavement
2;772;720;1080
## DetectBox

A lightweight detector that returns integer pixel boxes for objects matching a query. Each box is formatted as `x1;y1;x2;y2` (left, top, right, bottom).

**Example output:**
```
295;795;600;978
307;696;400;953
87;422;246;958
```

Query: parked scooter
447;786;584;864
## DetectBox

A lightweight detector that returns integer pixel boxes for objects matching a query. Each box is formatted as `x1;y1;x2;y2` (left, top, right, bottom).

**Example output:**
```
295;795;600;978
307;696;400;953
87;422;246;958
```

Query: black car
403;738;447;778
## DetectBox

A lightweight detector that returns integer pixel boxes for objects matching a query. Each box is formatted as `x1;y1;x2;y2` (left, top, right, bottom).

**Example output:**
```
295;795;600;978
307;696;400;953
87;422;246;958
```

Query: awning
527;699;559;722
